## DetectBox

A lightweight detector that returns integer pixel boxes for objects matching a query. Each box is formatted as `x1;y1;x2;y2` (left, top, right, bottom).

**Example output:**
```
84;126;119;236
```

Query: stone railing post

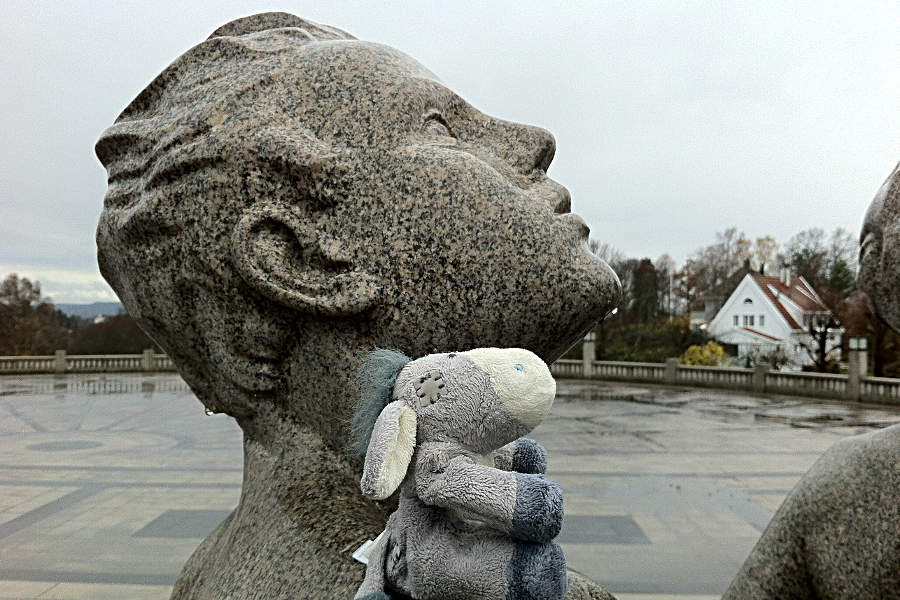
582;332;596;379
54;349;67;374
142;348;155;372
664;358;679;385
846;337;868;401
753;362;769;394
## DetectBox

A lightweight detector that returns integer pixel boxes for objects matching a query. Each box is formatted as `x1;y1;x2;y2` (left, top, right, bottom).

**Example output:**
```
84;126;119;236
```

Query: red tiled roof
787;277;828;311
741;327;782;342
750;275;829;330
752;276;801;328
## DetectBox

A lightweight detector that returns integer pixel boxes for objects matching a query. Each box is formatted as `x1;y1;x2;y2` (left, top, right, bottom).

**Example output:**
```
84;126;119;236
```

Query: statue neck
234;421;383;554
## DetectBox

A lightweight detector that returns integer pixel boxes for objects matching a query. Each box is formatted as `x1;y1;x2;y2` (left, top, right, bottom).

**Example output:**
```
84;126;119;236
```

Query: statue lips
555;212;591;241
545;185;589;241
551;188;572;214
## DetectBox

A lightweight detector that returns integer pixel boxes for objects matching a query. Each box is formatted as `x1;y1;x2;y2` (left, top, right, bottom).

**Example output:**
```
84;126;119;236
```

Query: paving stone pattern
0;374;897;599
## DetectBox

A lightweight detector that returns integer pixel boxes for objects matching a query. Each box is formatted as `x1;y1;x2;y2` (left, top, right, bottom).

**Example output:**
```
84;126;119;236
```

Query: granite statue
722;162;900;599
94;12;621;600
353;348;566;600
860;161;900;330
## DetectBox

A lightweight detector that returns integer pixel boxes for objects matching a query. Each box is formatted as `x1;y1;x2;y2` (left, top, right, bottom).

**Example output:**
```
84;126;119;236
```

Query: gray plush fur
351;349;412;455
509;542;568;600
354;349;566;600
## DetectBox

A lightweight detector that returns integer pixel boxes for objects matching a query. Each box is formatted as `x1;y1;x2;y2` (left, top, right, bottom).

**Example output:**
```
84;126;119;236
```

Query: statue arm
415;444;562;543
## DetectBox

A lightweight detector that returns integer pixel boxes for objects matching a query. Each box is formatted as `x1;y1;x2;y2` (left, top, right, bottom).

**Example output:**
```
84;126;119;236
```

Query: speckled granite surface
94;12;621;600
723;162;900;599
722;424;900;599
860;161;900;332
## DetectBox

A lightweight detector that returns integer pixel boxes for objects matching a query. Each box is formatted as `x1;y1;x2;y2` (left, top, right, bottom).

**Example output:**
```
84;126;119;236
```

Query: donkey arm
415;446;562;543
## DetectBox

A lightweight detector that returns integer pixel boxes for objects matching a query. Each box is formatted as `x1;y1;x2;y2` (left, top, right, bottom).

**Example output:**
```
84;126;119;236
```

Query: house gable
708;275;795;341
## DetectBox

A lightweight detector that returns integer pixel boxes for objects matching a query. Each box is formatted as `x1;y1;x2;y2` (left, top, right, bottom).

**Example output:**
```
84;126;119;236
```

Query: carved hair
96;13;352;215
94;14;353;415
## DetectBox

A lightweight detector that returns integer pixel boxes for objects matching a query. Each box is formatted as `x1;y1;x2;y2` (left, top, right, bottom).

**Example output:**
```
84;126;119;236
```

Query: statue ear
231;129;381;315
360;401;417;500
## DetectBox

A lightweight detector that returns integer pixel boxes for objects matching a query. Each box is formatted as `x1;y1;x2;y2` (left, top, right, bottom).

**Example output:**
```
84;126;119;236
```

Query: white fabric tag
352;530;386;564
352;540;373;564
475;452;494;467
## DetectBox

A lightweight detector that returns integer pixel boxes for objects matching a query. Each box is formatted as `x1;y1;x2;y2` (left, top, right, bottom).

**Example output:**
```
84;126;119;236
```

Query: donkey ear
361;401;417;500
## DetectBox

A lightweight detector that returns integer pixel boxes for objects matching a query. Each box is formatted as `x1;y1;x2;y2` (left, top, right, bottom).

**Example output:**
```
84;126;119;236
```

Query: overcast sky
1;0;897;303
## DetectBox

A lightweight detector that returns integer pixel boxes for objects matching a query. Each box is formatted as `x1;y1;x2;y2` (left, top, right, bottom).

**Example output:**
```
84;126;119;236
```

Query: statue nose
480;117;556;175
510;123;556;175
526;126;556;173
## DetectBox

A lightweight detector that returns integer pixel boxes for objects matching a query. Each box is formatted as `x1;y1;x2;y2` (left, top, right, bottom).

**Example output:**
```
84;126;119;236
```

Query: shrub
682;342;729;366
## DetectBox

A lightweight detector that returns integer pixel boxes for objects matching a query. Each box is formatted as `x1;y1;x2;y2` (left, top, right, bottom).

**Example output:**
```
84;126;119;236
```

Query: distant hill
55;302;125;319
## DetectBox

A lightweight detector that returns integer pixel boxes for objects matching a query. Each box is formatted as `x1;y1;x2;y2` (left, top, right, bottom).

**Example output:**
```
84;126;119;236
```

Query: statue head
95;13;620;448
859;162;900;332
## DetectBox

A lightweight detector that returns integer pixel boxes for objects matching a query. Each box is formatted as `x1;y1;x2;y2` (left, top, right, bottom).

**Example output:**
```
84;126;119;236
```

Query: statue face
859;163;900;331
237;41;620;358
97;27;620;431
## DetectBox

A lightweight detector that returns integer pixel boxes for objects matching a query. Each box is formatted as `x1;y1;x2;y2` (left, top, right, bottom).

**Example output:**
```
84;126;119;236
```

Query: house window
733;315;739;326
759;315;765;327
743;298;753;304
748;315;755;327
742;315;748;326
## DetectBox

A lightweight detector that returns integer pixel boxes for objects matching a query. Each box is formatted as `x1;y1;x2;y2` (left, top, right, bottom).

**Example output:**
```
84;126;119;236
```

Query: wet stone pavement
0;374;898;600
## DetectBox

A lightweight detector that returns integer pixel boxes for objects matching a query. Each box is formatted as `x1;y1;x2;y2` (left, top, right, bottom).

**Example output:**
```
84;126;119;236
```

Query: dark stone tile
134;509;231;539
557;515;650;545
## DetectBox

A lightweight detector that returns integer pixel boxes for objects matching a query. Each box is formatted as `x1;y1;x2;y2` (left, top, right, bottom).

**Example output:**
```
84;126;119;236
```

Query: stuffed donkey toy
351;348;567;600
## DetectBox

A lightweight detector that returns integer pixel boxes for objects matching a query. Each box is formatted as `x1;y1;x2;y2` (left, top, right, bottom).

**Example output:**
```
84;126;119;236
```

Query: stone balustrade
552;353;900;406
4;348;899;406
0;350;176;375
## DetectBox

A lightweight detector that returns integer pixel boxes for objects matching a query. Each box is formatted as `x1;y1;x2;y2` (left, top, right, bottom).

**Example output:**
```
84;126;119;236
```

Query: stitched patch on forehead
414;370;445;408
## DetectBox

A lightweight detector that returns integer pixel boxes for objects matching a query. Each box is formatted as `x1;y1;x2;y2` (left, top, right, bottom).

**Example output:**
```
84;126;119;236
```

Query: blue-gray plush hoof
511;474;564;543
507;542;567;600
512;438;548;474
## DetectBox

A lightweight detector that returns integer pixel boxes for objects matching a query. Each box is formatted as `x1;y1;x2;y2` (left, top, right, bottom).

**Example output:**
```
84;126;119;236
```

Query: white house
707;273;842;369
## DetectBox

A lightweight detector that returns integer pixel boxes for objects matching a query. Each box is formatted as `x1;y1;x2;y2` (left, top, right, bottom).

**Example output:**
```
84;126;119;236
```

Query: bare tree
655;253;676;315
785;227;828;288
753;235;779;274
589;239;627;268
798;312;842;372
0;273;67;355
786;227;857;305
676;227;752;305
